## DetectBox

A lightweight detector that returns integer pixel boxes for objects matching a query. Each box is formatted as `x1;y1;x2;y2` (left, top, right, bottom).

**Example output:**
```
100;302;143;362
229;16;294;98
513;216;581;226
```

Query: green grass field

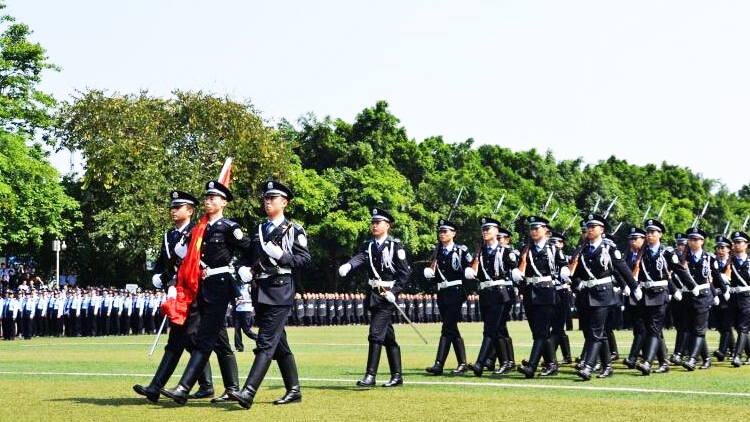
1;321;749;422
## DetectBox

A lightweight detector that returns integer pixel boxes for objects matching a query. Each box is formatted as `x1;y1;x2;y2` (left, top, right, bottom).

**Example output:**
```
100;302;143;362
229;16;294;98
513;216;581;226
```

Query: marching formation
130;162;750;411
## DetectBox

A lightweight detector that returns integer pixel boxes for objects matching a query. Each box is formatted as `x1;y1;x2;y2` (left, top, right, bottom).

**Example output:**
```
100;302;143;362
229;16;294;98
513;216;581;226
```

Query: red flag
161;158;233;325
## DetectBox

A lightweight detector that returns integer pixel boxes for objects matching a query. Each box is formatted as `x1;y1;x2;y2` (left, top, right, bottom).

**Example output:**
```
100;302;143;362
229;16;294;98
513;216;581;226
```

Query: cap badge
267;181;273;189
208;181;215;188
172;192;178;199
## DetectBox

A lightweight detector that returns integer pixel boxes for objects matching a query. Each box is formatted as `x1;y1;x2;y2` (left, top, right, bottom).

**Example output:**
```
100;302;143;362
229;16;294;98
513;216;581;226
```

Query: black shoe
635;361;651;376
227;387;256;410
356;374;376;387
210;390;237;403
517;364;535;379
160;385;190;405
273;386;302;405
731;356;743;367
597;365;614;378
493;361;514;376
539;362;558;377
468;362;484;377
669;354;682;365
189;387;215;399
654;362;670;373
562;356;573;365
610;352;619;361
451;363;469;375
576;364;593;381
425;363;443;375
574;361;585;371
132;384;160;403
713;350;725;361
623;357;637;369
382;374;403;387
681;357;697;371
700;358;712;370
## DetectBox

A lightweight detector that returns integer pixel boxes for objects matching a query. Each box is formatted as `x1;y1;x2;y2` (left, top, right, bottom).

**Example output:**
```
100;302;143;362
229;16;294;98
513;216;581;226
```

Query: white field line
0;371;748;398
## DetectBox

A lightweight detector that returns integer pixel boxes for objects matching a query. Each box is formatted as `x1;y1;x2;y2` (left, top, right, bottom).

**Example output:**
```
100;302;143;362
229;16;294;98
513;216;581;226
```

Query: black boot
273;354;302;404
382;344;403;387
731;332;747;367
714;331;728;361
635;336;659;376
484;347;497;372
469;337;494;377
623;332;643;368
597;340;613;378
228;352;273;409
211;353;239;403
727;331;736;357
357;342;381;387
654;337;670;373
576;340;601;381
426;336;451;375
671;331;685;365
682;336;703;371
607;331;619;361
451;337;469;375
492;338;510;376
161;350;211;405
539;338;558;377
133;349;181;403
506;337;516;370
518;339;545;379
560;334;572;364
190;361;215;399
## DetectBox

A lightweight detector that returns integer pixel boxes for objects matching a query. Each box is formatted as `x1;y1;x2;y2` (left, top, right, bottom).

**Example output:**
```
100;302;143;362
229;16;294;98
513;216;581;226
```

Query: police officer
668;232;689;364
565;214;638;380
512;216;568;378
133;190;217;403
713;235;735;361
161;182;249;404
233;281;258;352
549;231;573;364
680;227;724;370
229;181;311;409
423;218;471;376
727;230;750;367
622;227;646;368
633;219;689;375
464;218;517;377
338;208;411;388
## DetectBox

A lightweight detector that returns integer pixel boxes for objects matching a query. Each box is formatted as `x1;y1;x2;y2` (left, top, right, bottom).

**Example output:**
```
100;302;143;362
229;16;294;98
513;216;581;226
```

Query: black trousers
638;303;667;337
193;274;235;353
730;297;750;334
582;306;609;342
368;305;398;347
686;303;710;337
437;297;463;339
254;304;293;360
552;290;569;338
528;304;556;340
479;289;507;340
233;311;254;350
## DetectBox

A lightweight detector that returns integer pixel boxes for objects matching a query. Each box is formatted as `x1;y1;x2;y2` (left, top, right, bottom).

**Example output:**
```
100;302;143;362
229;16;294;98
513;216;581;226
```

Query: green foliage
55;90;288;284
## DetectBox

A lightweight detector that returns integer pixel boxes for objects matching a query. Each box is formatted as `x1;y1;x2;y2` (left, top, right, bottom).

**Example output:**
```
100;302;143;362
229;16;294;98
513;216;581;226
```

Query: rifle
691;201;709;228
549;208;560;223
723;222;731;237
742;215;750;231
610;222;623;236
561;216;577;237
251;222;294;276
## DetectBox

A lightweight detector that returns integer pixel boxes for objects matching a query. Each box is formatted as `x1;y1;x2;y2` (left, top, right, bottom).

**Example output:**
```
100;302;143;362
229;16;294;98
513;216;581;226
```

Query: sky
9;0;750;191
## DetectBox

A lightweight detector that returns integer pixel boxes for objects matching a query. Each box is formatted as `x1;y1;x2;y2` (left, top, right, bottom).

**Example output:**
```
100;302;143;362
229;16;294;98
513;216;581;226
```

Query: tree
55;90;288;285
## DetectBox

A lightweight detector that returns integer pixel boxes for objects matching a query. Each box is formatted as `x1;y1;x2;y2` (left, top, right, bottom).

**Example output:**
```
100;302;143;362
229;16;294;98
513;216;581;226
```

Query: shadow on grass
46;396;271;410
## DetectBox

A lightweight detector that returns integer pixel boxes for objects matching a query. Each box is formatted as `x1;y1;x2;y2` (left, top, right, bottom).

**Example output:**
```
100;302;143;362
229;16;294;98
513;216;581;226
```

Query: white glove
167;286;177;300
423;267;435;279
621;305;625;311
464;267;476;280
613;286;621;293
559;266;571;283
623;285;631;297
691;285;701;297
151;274;162;289
720;274;730;285
633;286;643;301
511;268;524;283
238;266;253;283
262;242;284;260
174;241;188;259
724;290;731;301
384;290;396;303
714;296;720;306
338;263;352;277
673;289;683;301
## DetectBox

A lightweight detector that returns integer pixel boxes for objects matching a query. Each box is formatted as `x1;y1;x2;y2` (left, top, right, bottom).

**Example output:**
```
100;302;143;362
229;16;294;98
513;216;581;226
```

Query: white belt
641;280;668;289
438;280;463;290
525;276;553;284
255;267;293;279
479;280;505;290
369;279;395;289
694;283;710;292
731;286;750;293
202;266;231;278
556;284;571;291
580;277;613;289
